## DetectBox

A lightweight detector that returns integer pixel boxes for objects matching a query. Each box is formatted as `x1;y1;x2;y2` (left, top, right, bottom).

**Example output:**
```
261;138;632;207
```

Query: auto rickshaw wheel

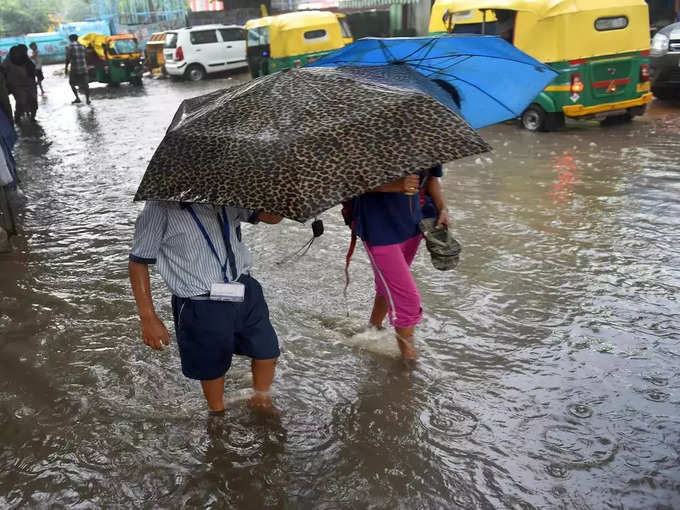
521;105;564;132
521;105;547;132
186;64;206;82
131;77;143;87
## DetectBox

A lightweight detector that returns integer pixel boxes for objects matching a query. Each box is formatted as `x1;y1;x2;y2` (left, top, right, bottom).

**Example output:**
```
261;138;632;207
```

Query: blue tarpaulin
309;35;558;130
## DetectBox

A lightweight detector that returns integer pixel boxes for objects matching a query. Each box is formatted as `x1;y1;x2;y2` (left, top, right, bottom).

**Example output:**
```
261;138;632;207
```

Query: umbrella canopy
135;65;490;222
308;35;558;129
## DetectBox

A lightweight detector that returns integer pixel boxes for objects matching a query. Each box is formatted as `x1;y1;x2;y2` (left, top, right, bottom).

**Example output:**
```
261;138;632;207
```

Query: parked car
163;25;247;81
650;21;680;100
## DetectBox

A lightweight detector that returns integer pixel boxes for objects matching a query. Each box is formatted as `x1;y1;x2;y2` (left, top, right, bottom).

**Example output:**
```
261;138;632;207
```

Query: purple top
352;165;443;246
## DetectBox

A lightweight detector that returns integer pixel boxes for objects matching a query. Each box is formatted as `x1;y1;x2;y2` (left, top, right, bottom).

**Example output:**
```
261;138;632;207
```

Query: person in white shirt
28;42;44;96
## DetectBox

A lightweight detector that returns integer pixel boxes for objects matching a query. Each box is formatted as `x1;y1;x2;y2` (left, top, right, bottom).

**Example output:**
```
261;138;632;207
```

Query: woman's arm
427;177;451;228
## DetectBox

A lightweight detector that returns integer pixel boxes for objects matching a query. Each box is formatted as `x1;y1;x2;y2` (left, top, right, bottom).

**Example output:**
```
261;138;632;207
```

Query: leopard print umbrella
134;65;491;222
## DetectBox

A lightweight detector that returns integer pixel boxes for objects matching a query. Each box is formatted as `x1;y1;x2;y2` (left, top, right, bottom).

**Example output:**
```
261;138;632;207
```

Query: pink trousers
364;234;423;328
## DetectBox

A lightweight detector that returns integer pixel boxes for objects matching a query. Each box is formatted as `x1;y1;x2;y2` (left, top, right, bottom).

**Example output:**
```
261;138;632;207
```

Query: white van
164;25;248;81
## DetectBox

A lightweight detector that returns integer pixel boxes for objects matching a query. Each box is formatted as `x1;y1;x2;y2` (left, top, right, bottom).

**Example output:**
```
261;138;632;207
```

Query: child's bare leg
200;376;225;412
250;358;276;408
395;326;417;360
369;294;388;329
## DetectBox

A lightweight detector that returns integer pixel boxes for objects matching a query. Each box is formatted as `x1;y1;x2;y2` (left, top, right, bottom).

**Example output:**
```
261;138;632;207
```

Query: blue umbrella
308;35;558;129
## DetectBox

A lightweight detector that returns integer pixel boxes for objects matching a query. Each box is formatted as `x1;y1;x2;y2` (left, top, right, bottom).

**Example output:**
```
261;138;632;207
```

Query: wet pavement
0;66;679;508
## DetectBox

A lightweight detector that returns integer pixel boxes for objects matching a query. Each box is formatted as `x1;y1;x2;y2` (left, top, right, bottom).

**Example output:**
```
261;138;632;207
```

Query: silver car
650;22;680;100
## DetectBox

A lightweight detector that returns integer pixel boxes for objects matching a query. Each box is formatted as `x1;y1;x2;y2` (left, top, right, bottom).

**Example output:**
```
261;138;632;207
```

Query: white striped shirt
129;201;259;297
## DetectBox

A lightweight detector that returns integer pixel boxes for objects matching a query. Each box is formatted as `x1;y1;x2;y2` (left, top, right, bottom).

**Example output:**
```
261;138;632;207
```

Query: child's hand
141;314;170;350
436;208;451;229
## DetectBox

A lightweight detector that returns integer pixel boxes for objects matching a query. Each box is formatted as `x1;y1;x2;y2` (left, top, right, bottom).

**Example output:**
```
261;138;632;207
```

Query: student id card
210;282;245;302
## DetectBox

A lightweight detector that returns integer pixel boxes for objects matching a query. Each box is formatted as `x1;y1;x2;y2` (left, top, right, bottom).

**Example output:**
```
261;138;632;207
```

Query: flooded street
1;67;679;508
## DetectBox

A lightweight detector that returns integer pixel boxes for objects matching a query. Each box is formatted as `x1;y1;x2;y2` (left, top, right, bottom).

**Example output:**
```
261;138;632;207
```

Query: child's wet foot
397;336;418;360
248;392;279;415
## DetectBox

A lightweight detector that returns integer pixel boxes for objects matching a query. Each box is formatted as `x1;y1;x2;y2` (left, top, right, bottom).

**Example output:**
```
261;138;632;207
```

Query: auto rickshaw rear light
175;46;184;61
640;64;650;82
294;59;302;68
570;74;584;93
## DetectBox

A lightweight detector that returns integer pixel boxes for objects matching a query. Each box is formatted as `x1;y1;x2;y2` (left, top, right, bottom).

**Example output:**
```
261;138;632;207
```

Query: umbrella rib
324;52;546;70
413;55;473;76
398;38;438;64
403;53;549;68
296;69;335;102
378;40;399;62
416;63;518;116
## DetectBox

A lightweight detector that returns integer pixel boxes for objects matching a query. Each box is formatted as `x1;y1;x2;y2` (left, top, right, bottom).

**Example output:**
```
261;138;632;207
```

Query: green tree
0;0;94;36
0;0;51;36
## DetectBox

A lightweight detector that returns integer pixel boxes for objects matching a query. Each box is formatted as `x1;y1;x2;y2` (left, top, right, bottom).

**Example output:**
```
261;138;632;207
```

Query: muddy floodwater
0;68;679;509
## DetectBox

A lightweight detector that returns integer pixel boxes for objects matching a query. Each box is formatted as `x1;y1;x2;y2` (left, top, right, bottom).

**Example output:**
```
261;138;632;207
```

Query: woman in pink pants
351;165;450;359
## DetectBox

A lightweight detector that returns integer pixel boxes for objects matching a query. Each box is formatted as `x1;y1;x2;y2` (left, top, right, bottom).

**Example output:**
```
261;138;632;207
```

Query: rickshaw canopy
78;33;141;60
245;11;346;59
429;0;650;62
79;33;109;60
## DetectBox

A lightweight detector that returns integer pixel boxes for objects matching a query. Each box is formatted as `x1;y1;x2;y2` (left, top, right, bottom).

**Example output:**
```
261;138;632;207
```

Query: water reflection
0;69;678;508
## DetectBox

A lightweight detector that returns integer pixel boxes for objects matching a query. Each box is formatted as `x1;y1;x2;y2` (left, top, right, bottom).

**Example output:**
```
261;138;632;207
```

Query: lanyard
185;205;237;283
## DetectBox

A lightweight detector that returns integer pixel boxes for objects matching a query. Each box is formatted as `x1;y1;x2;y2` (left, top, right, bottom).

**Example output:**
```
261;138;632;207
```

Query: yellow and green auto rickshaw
429;0;653;131
79;33;144;86
245;11;354;78
144;32;166;76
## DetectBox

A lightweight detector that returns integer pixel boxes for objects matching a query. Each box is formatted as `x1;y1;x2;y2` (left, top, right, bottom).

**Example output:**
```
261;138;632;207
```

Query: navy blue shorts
171;275;279;381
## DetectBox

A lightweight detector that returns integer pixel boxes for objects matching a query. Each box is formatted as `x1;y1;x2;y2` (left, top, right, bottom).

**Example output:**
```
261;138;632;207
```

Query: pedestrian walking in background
2;45;38;123
65;34;90;105
0;69;17;252
128;201;283;414
0;66;13;126
28;42;45;96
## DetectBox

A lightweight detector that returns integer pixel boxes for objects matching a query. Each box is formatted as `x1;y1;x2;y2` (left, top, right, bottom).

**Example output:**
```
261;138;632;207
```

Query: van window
190;30;218;45
595;16;628;31
247;27;269;46
165;32;178;49
304;29;328;41
220;28;246;42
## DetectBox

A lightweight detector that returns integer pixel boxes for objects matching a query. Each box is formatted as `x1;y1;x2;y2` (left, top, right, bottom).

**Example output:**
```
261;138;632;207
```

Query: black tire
185;64;206;82
521;104;548;132
131;77;143;86
545;112;565;131
652;86;677;100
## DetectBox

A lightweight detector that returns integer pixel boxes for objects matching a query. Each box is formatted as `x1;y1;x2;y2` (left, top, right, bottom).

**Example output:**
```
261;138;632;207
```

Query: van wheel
186;64;206;81
521;105;547;131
